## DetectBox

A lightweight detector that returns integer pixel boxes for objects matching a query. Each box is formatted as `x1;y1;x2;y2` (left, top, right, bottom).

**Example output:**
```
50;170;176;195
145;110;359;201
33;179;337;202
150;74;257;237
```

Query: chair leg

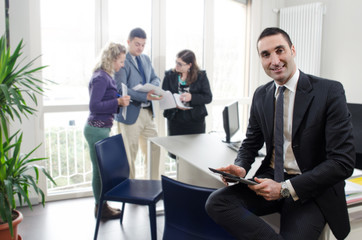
94;201;104;240
148;203;157;240
120;202;126;224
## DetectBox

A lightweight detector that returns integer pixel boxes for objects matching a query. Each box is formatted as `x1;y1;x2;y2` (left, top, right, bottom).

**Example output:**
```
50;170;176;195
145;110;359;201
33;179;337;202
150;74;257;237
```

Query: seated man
205;27;355;240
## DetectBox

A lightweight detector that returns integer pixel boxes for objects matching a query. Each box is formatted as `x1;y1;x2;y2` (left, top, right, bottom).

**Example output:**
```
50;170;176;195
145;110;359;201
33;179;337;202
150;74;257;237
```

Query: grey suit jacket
114;53;160;124
236;71;355;239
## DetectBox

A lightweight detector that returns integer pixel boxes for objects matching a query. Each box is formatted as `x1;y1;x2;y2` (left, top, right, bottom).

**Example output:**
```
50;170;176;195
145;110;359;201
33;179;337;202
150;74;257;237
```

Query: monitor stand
223;140;241;152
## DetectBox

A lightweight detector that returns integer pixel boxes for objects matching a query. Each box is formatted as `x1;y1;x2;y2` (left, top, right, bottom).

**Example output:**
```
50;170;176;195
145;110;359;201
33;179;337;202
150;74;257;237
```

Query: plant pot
0;210;23;240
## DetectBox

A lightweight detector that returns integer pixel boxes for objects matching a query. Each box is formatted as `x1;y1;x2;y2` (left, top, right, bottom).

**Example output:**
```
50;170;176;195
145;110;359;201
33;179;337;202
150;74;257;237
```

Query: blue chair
161;175;235;240
94;134;163;240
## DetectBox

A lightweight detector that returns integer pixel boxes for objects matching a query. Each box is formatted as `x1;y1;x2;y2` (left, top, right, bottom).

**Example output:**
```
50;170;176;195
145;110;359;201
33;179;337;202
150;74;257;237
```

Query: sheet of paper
158;91;176;110
173;93;193;109
132;83;166;96
132;84;193;110
351;168;362;178
122;83;127;120
345;180;362;195
345;180;362;205
158;92;194;110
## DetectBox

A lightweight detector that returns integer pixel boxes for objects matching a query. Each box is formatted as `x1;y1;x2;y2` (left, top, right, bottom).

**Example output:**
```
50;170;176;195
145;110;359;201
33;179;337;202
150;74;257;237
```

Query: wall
8;0;43;152
284;0;362;104
0;0;4;34
7;0;44;203
0;0;43;156
251;0;362;104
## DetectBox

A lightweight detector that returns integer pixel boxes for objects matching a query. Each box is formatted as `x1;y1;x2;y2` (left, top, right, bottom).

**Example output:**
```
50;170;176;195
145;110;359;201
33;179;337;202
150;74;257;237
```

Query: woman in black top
162;49;212;140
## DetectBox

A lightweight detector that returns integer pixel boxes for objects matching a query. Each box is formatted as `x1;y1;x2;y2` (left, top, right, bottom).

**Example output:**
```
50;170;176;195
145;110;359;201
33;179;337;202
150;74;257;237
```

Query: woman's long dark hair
177;49;200;84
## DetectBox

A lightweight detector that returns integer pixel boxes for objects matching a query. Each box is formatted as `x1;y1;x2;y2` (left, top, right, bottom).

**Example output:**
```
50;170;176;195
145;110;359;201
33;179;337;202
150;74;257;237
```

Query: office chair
93;134;163;240
161;175;235;240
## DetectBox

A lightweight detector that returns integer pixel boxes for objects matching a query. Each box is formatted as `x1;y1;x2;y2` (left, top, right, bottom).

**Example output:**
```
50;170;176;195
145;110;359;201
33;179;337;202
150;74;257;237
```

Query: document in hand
132;84;192;110
121;83;128;120
159;92;192;110
133;83;166;96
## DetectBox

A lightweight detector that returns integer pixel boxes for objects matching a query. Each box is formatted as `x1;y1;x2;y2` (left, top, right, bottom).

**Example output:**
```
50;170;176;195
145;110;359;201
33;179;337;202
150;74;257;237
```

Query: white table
148;133;261;188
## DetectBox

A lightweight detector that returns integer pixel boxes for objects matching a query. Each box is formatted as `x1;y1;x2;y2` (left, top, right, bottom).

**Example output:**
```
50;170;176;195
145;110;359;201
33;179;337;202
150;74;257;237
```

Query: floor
17;197;165;240
16;194;361;240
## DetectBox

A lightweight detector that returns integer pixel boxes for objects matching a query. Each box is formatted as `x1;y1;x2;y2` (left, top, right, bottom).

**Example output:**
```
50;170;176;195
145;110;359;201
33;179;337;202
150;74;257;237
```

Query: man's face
128;37;146;56
257;33;296;85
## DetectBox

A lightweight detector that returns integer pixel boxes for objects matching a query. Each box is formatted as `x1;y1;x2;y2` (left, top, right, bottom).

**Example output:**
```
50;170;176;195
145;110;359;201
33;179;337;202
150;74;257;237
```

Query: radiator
279;2;325;76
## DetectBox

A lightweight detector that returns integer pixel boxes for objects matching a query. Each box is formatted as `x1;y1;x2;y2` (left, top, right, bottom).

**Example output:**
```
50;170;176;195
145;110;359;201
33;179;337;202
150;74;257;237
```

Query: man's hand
217;165;246;186
248;177;282;201
147;90;163;101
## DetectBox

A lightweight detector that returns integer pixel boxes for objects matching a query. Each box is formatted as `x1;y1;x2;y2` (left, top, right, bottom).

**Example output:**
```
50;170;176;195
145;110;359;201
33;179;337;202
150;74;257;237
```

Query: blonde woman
84;42;130;220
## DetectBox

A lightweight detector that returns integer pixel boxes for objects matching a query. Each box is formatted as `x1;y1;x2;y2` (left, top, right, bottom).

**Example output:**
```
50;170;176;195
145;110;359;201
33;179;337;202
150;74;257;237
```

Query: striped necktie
136;56;146;84
274;86;286;182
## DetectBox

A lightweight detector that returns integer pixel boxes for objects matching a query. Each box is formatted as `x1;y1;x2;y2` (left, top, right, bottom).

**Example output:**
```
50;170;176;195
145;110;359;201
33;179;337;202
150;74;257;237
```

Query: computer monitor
222;101;240;143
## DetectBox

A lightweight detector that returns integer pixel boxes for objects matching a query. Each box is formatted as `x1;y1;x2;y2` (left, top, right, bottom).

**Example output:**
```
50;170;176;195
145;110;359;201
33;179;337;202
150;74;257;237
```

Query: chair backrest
95;134;129;194
161;175;235;240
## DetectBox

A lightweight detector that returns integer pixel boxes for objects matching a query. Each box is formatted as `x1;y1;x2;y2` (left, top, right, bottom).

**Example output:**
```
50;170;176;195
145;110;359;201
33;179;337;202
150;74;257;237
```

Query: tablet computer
209;167;258;185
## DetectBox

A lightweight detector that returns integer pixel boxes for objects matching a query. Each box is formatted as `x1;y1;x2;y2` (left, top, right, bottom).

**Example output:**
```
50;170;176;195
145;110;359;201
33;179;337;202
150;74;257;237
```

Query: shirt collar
274;69;300;96
130;54;137;62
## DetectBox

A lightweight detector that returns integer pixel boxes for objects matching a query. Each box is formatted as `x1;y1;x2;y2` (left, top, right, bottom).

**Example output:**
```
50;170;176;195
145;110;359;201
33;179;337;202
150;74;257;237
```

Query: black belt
142;105;152;110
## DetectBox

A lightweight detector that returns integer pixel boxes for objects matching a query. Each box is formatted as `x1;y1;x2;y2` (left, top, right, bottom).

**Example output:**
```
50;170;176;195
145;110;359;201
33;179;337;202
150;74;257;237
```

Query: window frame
38;0;251;201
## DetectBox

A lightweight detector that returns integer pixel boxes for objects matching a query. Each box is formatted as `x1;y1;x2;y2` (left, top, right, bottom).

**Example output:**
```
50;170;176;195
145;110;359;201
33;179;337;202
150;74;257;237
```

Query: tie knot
276;86;286;100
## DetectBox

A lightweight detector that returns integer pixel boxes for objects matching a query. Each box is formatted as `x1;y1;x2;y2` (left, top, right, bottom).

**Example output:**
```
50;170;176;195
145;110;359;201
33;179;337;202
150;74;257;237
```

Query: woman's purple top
87;69;119;128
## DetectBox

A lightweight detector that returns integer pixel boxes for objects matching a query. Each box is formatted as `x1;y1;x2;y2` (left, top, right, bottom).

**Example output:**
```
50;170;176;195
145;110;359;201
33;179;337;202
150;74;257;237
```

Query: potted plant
0;34;55;240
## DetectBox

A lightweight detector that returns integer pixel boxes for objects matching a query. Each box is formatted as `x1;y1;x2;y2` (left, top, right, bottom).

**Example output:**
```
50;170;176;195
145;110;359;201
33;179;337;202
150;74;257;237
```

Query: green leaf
0;34;49;125
0;34;55;238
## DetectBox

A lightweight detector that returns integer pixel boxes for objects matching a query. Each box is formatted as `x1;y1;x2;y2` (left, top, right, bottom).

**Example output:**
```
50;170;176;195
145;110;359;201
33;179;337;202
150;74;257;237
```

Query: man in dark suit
205;27;355;240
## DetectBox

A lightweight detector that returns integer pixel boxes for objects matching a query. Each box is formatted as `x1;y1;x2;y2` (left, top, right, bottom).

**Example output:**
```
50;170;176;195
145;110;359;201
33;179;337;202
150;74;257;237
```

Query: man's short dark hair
129;28;147;41
257;27;293;48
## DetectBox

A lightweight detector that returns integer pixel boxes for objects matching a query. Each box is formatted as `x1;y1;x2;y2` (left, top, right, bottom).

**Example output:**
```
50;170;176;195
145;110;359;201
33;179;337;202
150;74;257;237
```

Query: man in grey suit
115;28;162;179
206;27;355;240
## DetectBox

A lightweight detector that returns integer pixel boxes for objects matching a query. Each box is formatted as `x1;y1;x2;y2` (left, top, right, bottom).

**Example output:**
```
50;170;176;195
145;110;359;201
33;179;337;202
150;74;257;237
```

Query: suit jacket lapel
292;71;314;139
127;53;141;75
263;83;275;141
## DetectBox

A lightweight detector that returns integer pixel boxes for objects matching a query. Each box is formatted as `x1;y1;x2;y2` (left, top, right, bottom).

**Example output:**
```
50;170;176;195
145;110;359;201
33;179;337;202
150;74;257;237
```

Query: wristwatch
280;181;291;198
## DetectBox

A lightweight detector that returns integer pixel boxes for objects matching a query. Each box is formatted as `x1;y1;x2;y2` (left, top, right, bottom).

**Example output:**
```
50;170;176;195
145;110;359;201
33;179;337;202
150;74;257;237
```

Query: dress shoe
106;203;121;214
94;202;121;220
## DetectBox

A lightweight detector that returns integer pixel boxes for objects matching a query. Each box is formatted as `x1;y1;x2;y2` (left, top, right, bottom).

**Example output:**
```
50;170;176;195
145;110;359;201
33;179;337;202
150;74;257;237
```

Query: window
107;0;152;56
40;0;97;198
165;0;204;69
39;0;250;200
213;0;248;100
163;0;249;136
41;0;95;106
44;111;91;194
209;0;250;137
